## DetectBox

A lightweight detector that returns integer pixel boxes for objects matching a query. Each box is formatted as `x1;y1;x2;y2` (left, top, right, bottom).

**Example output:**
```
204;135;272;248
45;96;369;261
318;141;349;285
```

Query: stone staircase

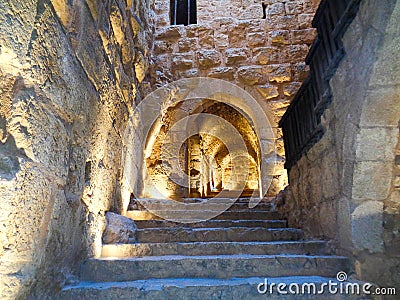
60;198;365;299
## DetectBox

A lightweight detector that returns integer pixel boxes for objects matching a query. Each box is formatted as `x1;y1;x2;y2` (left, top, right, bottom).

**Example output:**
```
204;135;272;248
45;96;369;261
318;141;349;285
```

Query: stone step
136;227;303;243
101;241;329;258
131;199;275;212
213;211;280;220
80;254;350;282
134;219;287;229
126;210;280;221
60;276;368;300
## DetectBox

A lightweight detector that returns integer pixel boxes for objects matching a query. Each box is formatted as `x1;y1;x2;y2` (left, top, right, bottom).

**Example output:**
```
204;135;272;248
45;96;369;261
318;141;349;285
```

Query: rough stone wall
279;0;400;289
150;0;320;194
0;0;153;299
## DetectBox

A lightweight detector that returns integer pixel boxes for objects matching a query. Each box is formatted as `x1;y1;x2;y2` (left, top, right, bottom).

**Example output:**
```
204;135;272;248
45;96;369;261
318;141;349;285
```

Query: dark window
170;0;197;26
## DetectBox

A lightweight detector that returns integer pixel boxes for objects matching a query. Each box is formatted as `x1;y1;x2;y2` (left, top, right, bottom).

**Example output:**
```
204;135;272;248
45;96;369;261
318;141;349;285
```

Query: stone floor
60;198;371;299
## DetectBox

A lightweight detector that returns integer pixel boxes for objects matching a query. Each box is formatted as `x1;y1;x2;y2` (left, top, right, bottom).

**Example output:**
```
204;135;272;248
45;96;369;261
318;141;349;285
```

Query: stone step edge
133;219;288;228
102;240;327;247
62;275;363;291
91;254;348;262
101;241;328;257
136;227;301;232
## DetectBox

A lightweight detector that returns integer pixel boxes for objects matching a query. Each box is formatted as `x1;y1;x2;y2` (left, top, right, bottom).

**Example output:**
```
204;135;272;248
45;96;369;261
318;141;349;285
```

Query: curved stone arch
122;77;276;212
191;100;261;163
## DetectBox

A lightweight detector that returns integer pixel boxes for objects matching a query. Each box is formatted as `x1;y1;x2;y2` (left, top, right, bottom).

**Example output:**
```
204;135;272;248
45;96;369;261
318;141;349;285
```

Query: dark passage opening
170;0;197;25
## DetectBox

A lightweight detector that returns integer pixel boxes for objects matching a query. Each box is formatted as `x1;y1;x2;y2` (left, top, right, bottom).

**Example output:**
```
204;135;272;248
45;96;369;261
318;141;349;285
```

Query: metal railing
279;0;362;170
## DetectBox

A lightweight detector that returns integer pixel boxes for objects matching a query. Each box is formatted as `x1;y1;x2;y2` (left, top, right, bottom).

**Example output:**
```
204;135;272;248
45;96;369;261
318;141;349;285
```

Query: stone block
270;30;290;45
283;82;301;97
267;3;285;15
214;32;230;49
287;44;310;61
237;66;265;85
298;13;314;29
268;15;298;30
178;38;198;52
268;64;291;83
197;49;221;68
351;201;384;252
247;32;266;47
228;23;247;47
239;4;264;20
256;84;279;100
285;1;304;15
153;40;172;54
225;48;249;66
172;53;194;70
102;212;137;244
291;29;317;45
291;63;309;81
207;67;235;80
253;46;280;65
155;26;182;40
352;161;392;201
360;87;400;127
355;127;398;161
198;27;215;48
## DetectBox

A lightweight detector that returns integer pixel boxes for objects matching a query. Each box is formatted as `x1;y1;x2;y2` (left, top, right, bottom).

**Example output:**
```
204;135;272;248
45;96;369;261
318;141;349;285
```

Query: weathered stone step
134;219;287;229
60;276;368;300
132;199;275;212
136;227;303;243
125;210;280;221
80;254;349;282
214;211;280;220
101;241;329;258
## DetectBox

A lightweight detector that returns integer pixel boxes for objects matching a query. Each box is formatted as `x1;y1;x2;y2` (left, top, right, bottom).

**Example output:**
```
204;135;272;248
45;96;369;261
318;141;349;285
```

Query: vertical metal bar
174;0;178;25
188;0;191;25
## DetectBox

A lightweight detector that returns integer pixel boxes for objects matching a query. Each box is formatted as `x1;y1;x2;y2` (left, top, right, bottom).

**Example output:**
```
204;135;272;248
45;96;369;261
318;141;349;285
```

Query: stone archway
121;78;276;213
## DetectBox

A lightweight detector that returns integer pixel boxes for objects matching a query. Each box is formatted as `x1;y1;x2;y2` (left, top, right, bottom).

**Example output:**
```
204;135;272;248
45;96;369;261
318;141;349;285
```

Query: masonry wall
150;0;320;195
0;0;153;298
279;0;400;289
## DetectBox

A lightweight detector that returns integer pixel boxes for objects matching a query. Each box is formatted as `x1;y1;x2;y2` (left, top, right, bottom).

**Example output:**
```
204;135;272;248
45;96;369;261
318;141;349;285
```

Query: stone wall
279;0;400;289
149;0;320;195
0;0;153;298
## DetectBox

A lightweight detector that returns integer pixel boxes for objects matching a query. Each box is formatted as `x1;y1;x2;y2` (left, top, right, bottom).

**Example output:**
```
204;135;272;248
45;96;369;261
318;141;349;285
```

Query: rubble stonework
0;0;153;298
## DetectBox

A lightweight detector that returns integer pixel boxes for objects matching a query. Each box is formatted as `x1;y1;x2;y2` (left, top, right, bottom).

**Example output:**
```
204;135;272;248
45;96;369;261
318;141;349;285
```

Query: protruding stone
253;46;280;65
198;27;215;48
257;84;279;100
208;67;235;80
237;66;265;85
102;212;137;244
178;38;197;52
270;30;290;45
225;48;249;65
197;49;221;68
268;64;291;83
291;28;317;44
172;53;194;70
156;26;182;40
283;82;301;97
268;3;285;16
247;32;266;47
